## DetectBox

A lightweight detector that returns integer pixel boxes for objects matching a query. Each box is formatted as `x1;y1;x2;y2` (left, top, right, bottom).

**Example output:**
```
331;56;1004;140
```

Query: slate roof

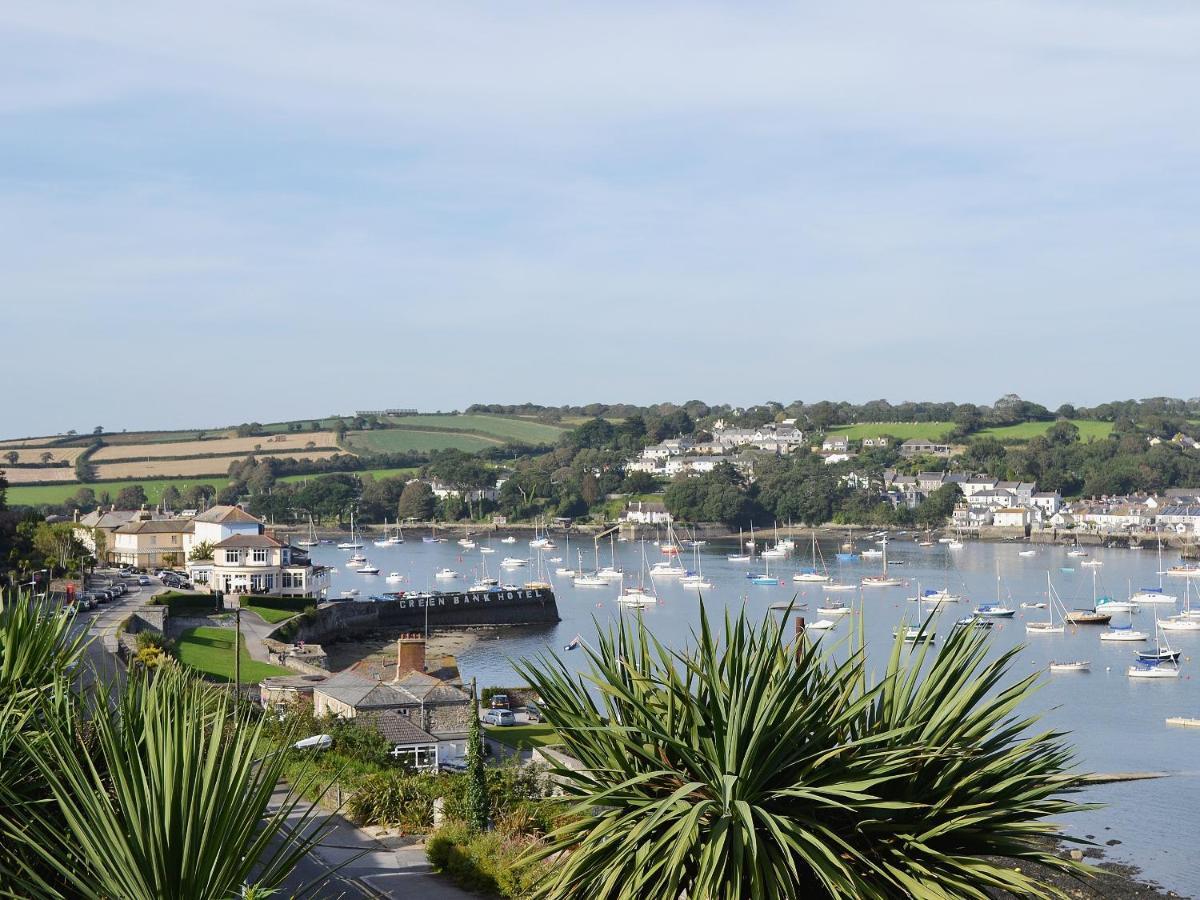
359;710;438;746
193;505;260;525
113;519;194;534
214;533;280;549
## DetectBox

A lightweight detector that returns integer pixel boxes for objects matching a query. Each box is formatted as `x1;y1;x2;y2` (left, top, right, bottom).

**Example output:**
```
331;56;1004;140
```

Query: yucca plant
0;590;89;895
10;665;340;899
514;603;1093;899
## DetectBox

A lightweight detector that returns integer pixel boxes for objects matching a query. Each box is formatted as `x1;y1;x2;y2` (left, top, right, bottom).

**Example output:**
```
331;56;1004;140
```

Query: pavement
271;786;476;899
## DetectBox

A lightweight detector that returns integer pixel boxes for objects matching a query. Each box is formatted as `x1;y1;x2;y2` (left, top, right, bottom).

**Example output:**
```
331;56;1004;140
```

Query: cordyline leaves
514;602;1094;899
4;657;343;897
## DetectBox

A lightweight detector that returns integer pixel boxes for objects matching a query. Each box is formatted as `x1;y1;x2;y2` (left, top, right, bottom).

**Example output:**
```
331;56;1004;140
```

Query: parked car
489;694;510;710
92;590;111;603
118;568;134;577
525;701;544;723
74;596;94;611
111;583;127;596
138;575;152;586
483;709;516;727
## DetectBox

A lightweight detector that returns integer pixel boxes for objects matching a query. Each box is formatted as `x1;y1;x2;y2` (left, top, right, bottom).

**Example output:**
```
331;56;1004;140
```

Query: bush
346;771;443;830
426;821;549;898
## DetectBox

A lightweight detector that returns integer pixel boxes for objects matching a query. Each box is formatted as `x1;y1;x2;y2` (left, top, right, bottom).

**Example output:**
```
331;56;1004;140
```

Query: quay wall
270;587;561;644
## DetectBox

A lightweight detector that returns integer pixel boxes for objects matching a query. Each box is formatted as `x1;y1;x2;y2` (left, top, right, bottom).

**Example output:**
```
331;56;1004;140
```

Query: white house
621;500;671;525
1156;505;1200;535
821;436;850;453
664;456;723;476
960;477;999;499
1030;491;1063;516
992;507;1032;529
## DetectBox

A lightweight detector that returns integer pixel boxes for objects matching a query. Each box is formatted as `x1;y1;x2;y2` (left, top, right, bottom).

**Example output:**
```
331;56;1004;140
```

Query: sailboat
748;547;778;585
337;510;364;549
597;535;624;580
374;518;396;547
862;539;902;587
650;522;686;576
973;565;1015;617
1065;570;1114;625
573;549;608;586
894;582;935;643
1026;573;1066;635
680;543;713;590
792;531;832;583
727;527;752;563
947;528;964;550
555;537;577;577
1160;577;1200;632
618;545;655;607
1129;607;1181;678
296;515;319;548
1130;539;1179;604
835;528;859;562
1138;605;1182;662
761;523;788;559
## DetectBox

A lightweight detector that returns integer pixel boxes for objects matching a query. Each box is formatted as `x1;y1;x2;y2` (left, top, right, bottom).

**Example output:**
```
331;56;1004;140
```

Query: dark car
525;701;544;723
489;694;510;710
92;589;111;603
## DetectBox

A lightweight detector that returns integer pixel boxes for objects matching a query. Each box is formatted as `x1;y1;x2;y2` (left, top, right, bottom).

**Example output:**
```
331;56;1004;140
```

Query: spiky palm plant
0;590;89;895
10;665;338;899
514;604;1092;899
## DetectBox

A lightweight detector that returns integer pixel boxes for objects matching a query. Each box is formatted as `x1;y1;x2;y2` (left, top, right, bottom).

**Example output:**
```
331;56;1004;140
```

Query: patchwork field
346;430;498;454
3;467;79;484
91;431;340;461
3;466;415;507
826;422;955;441
0;437;60;448
94;450;345;481
976;419;1112;442
382;414;566;444
0;447;85;464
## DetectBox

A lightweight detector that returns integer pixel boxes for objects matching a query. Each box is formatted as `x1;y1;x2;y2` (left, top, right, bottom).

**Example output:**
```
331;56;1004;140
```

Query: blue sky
3;2;1199;436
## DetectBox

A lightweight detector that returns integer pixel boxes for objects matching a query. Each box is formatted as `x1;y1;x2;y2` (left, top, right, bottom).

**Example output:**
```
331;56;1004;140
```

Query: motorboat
1099;625;1148;642
1066;549;1089;558
947;540;964;550
501;557;528;568
1129;587;1178;604
480;546;495;554
954;616;993;629
1020;602;1046;609
573;574;608;587
385;572;404;583
356;562;380;575
817;601;852;616
1081;559;1103;568
1065;610;1111;625
500;536;517;544
823;582;857;592
806;619;837;631
1165;564;1200;578
860;548;883;559
1018;549;1037;557
435;568;459;579
1049;660;1090;673
347;552;368;567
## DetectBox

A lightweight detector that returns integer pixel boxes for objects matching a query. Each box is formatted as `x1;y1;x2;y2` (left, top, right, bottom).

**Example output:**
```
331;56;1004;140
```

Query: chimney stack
396;633;426;678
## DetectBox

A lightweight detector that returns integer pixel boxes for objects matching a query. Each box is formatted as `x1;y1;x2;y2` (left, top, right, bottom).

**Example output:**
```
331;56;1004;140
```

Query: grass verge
484;724;559;750
175;626;290;684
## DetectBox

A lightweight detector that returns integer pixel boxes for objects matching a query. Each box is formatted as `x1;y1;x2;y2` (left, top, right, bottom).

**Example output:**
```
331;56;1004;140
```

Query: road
70;572;168;695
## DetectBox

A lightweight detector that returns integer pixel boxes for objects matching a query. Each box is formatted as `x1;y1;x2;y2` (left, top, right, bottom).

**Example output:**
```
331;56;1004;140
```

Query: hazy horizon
5;2;1200;435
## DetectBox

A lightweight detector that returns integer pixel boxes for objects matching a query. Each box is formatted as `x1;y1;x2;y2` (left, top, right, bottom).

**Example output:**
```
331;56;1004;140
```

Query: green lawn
976;419;1112;443
175;626;290;683
240;604;308;624
277;467;418;485
826;422;954;441
484;723;559;750
6;476;231;507
346;430;499;454
385;414;565;444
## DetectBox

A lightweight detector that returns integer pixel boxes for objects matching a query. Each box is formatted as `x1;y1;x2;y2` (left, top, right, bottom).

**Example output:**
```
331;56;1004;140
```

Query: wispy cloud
2;2;1199;433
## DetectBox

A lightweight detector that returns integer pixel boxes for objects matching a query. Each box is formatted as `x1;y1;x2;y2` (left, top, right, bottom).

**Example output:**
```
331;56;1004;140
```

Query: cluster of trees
953;420;1200;497
661;455;965;530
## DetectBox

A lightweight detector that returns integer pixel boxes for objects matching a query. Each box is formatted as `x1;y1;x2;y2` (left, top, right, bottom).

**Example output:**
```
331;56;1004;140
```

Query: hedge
149;591;219;614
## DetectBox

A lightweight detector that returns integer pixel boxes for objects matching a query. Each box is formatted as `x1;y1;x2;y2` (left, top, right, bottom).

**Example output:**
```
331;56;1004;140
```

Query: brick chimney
396;633;426;677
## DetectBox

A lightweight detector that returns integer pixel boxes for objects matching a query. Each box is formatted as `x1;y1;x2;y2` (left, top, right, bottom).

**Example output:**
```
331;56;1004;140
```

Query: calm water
309;534;1200;895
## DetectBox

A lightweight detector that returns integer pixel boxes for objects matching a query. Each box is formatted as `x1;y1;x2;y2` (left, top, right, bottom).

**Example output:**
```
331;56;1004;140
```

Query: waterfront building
621;500;671;525
110;516;193;568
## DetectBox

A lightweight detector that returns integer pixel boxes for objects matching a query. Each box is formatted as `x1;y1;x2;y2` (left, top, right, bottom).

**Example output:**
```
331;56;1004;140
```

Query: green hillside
976;419;1112;442
826;422;954;441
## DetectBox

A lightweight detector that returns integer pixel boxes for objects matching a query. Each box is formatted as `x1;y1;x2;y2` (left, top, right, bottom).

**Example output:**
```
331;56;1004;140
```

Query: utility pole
233;604;241;702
